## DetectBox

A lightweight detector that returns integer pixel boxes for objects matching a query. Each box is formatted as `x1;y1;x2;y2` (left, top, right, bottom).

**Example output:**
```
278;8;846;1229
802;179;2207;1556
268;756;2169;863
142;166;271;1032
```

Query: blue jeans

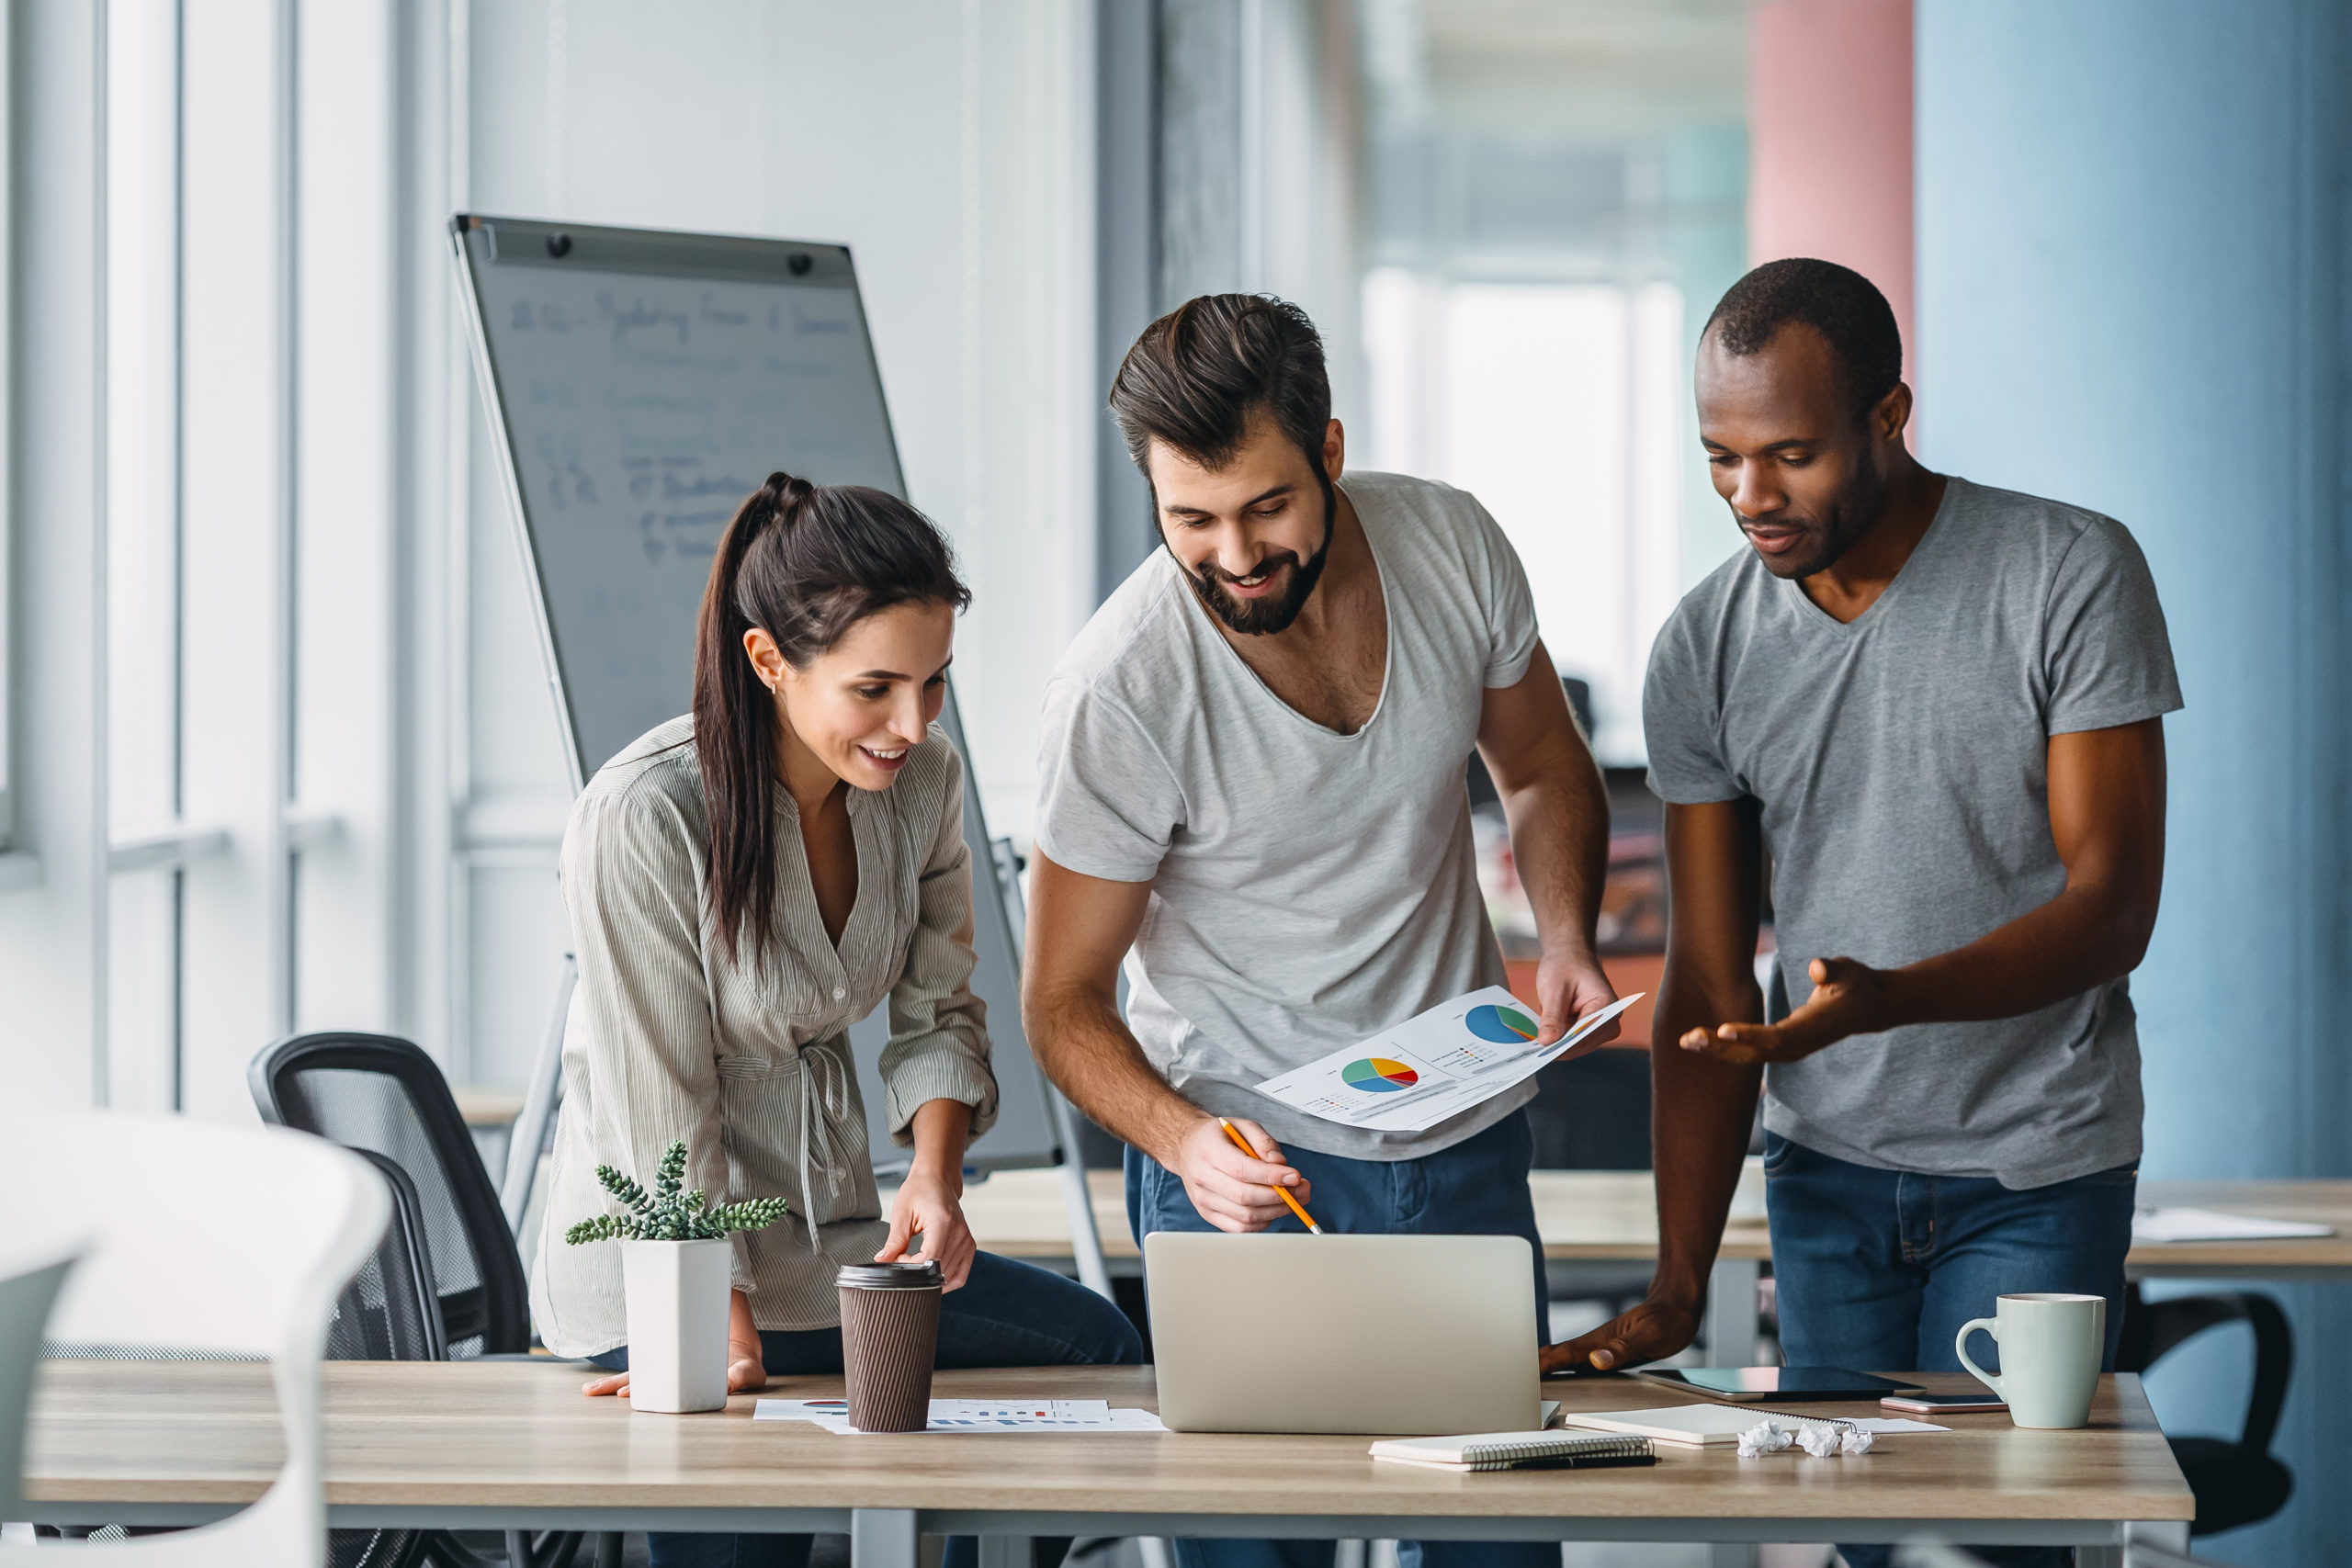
1764;1132;2137;1568
1128;1110;1555;1568
589;1249;1144;1568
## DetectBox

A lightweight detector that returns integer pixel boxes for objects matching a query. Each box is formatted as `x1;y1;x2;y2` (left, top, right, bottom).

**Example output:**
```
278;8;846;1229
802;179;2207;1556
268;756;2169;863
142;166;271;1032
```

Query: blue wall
1916;4;2349;1562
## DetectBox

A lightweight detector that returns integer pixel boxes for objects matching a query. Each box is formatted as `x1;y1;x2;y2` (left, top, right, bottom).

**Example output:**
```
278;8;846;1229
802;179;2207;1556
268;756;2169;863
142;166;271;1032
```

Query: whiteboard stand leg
502;951;578;1235
1046;1086;1114;1302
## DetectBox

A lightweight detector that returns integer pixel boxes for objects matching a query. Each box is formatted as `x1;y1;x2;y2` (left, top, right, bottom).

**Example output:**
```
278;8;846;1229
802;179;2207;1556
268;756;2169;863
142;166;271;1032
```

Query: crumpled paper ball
1797;1424;1841;1458
1736;1419;1795;1458
1838;1427;1874;1456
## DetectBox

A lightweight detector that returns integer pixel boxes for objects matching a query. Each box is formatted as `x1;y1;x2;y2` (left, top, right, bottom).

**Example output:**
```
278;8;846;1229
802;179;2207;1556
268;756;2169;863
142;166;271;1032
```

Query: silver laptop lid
1143;1232;1541;1435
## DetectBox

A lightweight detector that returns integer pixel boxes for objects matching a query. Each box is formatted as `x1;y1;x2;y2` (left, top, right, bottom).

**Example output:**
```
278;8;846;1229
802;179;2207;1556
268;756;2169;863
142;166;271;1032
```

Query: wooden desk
450;1085;527;1130
2129;1180;2352;1279
949;1171;1776;1267
953;1170;2352;1367
23;1359;2189;1563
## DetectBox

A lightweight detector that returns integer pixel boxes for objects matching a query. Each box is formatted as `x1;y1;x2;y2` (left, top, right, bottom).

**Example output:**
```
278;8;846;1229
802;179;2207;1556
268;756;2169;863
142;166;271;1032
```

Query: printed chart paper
754;1398;1169;1434
2132;1206;2335;1244
1255;987;1644;1134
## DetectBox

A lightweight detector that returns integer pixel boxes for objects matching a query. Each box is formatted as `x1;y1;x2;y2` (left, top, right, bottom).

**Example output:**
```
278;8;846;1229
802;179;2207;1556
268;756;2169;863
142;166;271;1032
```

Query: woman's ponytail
691;471;967;963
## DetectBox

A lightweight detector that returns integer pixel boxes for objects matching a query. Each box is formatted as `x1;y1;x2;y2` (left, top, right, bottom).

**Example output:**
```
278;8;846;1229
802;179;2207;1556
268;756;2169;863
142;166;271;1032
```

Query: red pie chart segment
1341;1057;1419;1092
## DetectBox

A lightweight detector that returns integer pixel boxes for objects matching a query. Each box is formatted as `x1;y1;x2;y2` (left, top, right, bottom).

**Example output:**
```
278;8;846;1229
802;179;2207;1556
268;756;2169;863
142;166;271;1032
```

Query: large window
1363;272;1686;761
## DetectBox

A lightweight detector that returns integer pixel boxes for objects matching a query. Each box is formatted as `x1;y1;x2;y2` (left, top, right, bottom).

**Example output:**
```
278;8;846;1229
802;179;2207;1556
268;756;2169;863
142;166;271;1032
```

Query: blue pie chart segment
1341;1057;1419;1092
1466;1004;1540;1044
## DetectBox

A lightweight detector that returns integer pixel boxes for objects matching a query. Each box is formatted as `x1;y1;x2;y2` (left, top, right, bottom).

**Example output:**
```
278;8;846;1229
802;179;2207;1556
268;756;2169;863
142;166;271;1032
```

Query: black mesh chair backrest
323;1150;440;1568
252;1032;531;1357
1524;1046;1654;1169
330;1150;447;1363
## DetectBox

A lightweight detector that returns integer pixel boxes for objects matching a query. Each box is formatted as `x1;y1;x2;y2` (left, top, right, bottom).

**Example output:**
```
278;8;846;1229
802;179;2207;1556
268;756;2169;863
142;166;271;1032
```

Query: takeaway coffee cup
837;1260;944;1432
1955;1292;2106;1428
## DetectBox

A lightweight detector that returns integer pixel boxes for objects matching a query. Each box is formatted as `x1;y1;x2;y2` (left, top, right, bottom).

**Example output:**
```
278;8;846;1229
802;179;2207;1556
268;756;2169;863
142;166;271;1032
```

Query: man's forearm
1028;986;1206;1168
1879;878;2155;1030
1646;976;1763;1306
1496;765;1609;960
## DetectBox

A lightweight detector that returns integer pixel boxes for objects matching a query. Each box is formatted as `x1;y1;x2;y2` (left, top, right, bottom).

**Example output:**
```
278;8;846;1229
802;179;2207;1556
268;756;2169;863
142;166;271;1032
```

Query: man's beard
1748;463;1889;581
1176;480;1336;636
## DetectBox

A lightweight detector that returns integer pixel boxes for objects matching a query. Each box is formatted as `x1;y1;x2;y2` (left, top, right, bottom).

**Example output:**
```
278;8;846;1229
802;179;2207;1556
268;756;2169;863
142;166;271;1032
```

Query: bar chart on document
1256;987;1643;1134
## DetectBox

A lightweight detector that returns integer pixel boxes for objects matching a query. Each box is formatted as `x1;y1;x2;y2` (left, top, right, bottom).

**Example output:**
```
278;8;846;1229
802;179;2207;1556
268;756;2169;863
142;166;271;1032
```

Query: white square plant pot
620;1237;731;1413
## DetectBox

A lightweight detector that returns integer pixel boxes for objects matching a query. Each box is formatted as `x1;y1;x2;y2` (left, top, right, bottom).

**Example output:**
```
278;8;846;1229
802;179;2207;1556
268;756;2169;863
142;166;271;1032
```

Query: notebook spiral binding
1736;1406;1857;1432
1456;1434;1657;1471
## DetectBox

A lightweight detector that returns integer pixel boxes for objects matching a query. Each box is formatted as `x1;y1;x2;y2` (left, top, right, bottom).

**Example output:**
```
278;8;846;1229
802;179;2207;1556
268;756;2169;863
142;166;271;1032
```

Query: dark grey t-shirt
1643;478;2183;1189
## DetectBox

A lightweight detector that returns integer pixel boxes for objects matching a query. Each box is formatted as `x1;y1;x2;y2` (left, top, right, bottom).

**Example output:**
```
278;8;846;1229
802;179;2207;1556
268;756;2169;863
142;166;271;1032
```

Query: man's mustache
1193;551;1303;587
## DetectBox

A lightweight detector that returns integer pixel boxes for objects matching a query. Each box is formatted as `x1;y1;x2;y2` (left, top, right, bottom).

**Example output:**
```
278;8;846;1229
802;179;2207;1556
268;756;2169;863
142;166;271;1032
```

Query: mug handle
1955;1316;2005;1399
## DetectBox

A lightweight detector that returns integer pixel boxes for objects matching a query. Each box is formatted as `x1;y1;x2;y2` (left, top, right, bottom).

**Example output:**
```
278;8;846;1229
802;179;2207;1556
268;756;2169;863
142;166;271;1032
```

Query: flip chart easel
449;213;1108;1298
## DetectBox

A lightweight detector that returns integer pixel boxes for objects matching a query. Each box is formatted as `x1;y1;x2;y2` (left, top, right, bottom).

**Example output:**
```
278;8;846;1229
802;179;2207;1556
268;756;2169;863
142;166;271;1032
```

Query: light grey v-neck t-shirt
1644;477;2182;1190
1035;470;1541;1160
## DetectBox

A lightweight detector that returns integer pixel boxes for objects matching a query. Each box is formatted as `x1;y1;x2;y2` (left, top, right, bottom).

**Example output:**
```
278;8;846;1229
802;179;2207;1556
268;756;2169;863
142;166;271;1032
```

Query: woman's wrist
902;1158;965;1194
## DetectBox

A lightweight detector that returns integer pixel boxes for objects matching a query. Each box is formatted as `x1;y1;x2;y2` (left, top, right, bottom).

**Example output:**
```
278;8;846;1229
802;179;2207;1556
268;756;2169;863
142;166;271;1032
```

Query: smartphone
1881;1392;2008;1415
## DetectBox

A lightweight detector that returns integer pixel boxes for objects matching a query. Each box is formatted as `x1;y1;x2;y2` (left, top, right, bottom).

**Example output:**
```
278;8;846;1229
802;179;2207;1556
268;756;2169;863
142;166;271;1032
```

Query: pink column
1747;0;1916;390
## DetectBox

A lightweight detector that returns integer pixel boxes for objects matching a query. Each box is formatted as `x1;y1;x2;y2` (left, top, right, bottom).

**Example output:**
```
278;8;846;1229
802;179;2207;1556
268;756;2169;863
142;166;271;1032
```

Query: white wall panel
290;0;402;1039
178;0;293;1120
0;0;108;1110
451;0;1095;1083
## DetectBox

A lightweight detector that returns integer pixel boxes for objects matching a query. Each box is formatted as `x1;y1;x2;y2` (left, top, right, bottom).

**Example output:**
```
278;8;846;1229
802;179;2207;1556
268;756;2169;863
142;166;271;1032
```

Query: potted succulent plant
566;1141;791;1413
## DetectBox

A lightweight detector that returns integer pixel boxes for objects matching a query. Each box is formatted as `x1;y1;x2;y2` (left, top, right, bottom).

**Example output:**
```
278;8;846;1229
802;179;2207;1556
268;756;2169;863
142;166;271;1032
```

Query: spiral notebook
1368;1431;1658;1472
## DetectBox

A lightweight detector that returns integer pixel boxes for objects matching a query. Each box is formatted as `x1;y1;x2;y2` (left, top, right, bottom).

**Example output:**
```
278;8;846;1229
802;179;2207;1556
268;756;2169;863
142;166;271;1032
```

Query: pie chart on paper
1465;1003;1541;1044
1340;1057;1419;1093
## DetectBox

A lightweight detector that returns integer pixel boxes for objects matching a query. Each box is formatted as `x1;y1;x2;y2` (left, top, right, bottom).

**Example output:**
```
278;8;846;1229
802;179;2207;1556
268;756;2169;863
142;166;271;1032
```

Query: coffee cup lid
837;1260;943;1289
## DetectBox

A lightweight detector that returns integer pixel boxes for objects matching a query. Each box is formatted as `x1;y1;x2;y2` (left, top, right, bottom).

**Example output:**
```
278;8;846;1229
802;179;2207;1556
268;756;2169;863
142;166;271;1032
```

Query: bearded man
1021;293;1618;1568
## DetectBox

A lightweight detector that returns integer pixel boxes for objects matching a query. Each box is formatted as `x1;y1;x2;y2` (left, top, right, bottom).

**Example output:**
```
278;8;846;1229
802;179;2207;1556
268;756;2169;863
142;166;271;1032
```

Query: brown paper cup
837;1261;943;1433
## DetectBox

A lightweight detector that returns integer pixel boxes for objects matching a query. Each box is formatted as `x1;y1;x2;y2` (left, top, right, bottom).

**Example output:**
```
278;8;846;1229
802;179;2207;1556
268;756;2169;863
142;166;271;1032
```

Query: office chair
326;1152;584;1568
252;1032;533;1357
1524;1049;1657;1325
2116;1281;2295;1537
1;1108;389;1568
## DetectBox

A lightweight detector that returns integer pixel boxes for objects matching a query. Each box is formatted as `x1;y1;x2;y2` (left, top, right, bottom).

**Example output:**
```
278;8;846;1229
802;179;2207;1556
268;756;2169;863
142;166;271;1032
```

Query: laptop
1143;1232;1542;1435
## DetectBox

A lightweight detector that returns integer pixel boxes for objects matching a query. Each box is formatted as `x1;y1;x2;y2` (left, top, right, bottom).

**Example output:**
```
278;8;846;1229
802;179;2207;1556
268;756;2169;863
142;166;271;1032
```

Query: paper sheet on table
2132;1206;2335;1244
754;1398;1169;1434
1254;987;1644;1134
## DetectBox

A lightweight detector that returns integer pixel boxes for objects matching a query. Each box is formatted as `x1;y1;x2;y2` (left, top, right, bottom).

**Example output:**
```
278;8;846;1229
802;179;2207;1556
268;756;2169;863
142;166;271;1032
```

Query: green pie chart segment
1341;1057;1419;1092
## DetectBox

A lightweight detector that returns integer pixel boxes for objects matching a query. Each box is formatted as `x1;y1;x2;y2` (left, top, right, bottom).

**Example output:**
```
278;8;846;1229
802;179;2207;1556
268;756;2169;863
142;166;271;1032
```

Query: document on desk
754;1398;1169;1434
2132;1206;2334;1244
1255;987;1644;1134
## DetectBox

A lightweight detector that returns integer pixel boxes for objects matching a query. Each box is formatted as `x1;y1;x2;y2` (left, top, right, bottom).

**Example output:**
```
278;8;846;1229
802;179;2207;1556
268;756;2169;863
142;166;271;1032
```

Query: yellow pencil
1219;1118;1325;1235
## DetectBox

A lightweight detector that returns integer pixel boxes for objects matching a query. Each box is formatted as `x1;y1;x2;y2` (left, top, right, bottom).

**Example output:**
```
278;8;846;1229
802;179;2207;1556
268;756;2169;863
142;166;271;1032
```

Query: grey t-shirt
1035;470;1540;1160
1643;477;2182;1189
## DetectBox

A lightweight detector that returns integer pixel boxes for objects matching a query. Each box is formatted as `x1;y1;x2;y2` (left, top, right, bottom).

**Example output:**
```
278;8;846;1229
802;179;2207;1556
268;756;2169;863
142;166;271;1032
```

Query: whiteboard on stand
452;213;1061;1176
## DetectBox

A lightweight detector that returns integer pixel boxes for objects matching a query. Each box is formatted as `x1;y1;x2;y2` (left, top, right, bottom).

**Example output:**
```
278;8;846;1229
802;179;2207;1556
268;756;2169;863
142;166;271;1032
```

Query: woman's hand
878;1168;977;1291
877;1098;978;1290
582;1289;768;1397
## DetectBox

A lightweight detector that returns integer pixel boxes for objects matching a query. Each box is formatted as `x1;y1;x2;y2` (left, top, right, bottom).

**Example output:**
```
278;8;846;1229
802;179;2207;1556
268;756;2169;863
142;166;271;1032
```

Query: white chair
0;1110;389;1564
1;1242;82;1522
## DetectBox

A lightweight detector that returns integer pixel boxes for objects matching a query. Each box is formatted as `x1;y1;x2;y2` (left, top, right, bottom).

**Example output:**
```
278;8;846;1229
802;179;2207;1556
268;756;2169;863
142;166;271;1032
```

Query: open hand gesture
1680;955;1891;1066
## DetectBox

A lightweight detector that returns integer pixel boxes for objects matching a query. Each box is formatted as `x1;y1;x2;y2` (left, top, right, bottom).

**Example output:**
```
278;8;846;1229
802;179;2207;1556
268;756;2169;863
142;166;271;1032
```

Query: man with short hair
1553;259;2177;1568
1023;293;1617;1568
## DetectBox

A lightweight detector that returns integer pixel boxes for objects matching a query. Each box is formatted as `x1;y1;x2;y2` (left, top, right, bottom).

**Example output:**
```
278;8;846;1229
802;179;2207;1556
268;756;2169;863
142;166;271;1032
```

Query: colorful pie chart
1341;1057;1419;1092
1466;1003;1540;1044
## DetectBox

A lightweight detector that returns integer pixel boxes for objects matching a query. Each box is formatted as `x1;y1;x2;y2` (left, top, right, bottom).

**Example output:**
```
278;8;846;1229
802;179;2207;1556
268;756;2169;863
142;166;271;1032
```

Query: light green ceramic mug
1955;1292;2106;1428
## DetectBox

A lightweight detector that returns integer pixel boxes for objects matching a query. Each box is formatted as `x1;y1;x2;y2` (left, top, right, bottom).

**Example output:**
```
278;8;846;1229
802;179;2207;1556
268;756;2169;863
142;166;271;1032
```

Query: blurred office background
0;2;2343;1562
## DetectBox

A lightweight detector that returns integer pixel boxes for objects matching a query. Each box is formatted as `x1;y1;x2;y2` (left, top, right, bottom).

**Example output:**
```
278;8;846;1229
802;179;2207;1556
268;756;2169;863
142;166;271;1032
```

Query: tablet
1633;1367;1926;1402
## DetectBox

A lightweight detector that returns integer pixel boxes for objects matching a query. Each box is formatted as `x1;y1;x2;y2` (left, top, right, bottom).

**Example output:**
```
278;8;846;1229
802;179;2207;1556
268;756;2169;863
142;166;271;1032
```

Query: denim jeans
1763;1132;2137;1568
1128;1110;1556;1568
589;1249;1145;1568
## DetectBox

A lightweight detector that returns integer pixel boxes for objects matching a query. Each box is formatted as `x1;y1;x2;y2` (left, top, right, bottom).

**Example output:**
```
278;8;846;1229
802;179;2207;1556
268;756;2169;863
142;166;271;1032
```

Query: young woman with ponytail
533;474;1140;1568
